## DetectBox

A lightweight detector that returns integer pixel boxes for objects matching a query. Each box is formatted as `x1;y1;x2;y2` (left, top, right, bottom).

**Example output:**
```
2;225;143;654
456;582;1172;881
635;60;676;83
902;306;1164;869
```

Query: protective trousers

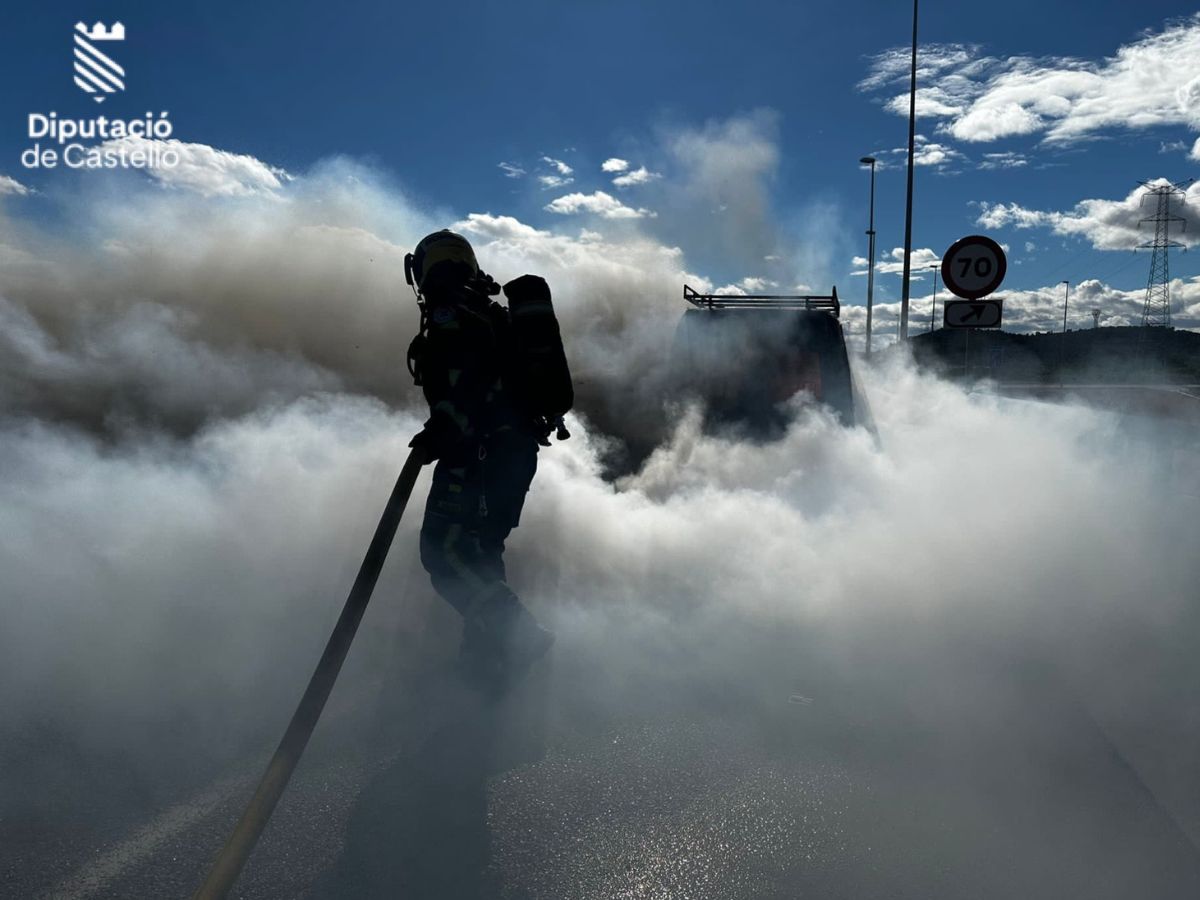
419;429;539;617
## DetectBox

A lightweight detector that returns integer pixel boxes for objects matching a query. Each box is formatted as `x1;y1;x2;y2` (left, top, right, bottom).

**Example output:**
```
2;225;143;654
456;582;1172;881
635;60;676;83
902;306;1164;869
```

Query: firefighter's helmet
405;230;479;293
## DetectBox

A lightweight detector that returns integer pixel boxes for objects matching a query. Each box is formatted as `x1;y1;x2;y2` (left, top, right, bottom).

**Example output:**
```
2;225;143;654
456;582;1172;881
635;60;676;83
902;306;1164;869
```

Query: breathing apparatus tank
502;274;574;437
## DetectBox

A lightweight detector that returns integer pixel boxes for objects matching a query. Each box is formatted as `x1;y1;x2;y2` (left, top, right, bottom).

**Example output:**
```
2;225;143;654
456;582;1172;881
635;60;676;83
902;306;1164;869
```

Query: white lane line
41;770;255;900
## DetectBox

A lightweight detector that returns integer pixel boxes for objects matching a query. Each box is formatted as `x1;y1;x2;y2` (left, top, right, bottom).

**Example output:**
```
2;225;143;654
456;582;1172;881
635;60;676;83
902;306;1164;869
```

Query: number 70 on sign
939;235;1007;300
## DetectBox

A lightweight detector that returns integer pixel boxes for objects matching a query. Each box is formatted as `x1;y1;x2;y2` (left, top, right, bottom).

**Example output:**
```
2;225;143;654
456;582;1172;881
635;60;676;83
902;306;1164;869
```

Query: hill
905;325;1200;384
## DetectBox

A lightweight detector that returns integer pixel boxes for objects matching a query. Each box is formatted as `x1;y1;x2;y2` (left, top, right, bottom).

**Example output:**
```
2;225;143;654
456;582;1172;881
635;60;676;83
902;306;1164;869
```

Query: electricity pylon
1137;180;1191;328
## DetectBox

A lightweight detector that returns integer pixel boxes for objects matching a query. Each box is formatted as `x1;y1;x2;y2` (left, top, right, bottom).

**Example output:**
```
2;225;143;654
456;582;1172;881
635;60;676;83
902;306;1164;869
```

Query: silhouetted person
404;230;572;684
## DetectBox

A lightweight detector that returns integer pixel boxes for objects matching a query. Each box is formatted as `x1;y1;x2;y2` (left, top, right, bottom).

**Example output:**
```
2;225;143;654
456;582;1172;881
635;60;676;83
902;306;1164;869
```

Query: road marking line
41;771;255;900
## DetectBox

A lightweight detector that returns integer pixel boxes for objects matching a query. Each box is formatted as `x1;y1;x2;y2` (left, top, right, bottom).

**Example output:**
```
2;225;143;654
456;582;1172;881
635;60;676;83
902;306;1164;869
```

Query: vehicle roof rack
684;284;840;318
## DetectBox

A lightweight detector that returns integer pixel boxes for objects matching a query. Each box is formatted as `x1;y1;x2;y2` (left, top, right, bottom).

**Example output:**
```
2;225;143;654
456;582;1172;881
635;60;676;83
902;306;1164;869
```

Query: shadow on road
315;668;548;900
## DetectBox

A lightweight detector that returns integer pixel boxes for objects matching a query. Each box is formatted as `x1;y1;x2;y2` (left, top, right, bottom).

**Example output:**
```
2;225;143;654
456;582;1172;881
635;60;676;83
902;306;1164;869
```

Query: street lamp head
860;156;876;165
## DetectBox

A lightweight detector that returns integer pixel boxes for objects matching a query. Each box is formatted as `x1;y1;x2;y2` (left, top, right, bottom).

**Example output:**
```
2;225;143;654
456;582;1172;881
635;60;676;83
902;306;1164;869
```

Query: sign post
940;235;1007;376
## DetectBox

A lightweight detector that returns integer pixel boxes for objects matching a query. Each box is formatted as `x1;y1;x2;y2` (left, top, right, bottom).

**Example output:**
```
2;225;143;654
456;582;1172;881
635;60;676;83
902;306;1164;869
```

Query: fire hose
193;446;425;899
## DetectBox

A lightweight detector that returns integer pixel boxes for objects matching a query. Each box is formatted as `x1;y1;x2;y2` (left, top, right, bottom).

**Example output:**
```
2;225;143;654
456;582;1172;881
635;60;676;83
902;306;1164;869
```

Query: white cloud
536;156;576;189
602;158;629;173
452;213;548;244
101;137;289;197
612;166;661;188
862;17;1200;148
538;174;575;189
844;273;1200;340
739;276;776;291
975;179;1200;250
858;43;985;92
881;134;966;171
542;156;574;176
852;246;942;277
0;175;31;196
988;277;1200;332
1192;137;1200;161
884;86;971;119
951;98;1045;143
711;276;780;295
544;190;655;219
980;151;1029;170
498;161;526;178
912;141;962;167
850;275;1200;340
975;202;1051;231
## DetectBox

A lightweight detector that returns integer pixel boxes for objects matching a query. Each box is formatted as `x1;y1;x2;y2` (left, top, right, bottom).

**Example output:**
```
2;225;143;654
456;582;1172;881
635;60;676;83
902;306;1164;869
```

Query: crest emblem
74;21;125;103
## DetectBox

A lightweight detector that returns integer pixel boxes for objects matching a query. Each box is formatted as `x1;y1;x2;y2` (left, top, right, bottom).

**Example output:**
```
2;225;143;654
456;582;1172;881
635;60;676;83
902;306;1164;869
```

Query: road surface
11;608;1200;900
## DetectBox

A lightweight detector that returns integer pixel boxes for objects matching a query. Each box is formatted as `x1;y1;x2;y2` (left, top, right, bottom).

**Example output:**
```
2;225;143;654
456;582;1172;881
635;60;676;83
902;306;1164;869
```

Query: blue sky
4;1;1200;336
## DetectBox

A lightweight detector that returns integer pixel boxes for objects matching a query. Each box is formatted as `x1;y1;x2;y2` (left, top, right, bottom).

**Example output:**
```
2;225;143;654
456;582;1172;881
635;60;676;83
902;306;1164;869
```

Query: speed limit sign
941;235;1007;300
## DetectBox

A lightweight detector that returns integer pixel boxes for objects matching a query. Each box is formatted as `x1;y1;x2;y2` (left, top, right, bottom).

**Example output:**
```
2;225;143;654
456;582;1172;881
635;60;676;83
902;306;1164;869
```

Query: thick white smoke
2;133;1198;871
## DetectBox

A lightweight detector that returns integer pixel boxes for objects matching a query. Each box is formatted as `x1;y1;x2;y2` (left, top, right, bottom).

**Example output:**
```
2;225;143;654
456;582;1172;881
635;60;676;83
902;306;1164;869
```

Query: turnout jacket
417;291;532;452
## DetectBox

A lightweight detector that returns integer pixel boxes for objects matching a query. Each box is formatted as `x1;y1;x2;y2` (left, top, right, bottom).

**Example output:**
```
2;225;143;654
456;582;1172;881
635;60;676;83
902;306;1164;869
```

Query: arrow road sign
944;298;1003;329
941;235;1007;300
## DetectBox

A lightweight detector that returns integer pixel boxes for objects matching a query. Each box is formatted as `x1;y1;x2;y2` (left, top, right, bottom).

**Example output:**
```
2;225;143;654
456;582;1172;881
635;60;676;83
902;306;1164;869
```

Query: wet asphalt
12;612;1200;900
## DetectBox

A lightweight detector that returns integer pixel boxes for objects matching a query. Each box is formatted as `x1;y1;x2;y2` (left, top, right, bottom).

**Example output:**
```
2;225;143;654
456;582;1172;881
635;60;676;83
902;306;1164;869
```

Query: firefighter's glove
502;274;551;305
409;419;458;464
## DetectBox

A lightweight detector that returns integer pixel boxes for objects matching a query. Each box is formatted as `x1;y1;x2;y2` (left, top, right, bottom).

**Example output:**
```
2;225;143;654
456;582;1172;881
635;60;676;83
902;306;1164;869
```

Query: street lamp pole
860;156;877;355
1059;279;1070;382
1060;279;1070;333
898;0;919;342
928;263;939;332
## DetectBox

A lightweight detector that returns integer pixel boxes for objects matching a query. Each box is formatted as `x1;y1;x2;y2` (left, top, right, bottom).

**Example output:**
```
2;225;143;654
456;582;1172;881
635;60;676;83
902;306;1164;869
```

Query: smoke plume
2;139;1198;892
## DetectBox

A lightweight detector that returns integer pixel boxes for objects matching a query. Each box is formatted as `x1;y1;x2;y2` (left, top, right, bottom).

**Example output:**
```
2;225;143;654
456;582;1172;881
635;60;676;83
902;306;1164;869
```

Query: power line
1091;249;1141;284
1030;240;1102;286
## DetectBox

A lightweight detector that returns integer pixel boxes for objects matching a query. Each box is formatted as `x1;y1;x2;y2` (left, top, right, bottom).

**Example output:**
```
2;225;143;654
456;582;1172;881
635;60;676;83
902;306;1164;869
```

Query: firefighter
405;230;569;681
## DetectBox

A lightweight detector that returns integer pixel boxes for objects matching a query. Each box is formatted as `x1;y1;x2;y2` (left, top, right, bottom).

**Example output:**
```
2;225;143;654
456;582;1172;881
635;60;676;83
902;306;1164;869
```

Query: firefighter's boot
459;589;553;684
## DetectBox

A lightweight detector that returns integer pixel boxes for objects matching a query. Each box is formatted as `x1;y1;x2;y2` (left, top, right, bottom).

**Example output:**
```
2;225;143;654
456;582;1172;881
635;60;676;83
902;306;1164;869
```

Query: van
671;285;871;436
